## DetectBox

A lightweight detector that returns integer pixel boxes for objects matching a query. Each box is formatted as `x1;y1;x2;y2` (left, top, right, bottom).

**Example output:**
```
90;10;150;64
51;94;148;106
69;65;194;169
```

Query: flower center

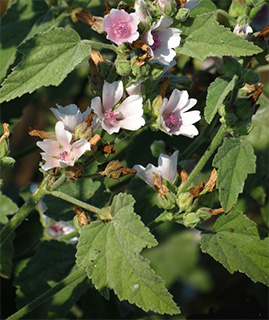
152;33;162;51
51;223;62;234
112;20;131;38
58;149;70;161
164;112;182;128
105;110;120;124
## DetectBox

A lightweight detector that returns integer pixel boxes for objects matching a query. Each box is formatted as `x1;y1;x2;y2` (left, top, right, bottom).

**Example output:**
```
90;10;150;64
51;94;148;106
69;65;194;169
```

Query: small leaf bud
175;8;190;21
196;207;212;222
74;122;92;141
183;212;200;229
176;192;194;213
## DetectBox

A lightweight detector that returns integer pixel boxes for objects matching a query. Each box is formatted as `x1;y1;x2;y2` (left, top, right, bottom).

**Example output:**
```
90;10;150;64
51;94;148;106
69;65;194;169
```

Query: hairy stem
7;267;86;320
179;125;227;194
48;190;112;220
82;39;119;53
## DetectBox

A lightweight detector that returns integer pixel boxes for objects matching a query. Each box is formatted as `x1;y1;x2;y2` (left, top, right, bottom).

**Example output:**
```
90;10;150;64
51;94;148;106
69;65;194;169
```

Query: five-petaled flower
158;89;201;138
103;9;139;45
37;121;91;171
143;16;181;65
91;80;145;135
133;151;179;188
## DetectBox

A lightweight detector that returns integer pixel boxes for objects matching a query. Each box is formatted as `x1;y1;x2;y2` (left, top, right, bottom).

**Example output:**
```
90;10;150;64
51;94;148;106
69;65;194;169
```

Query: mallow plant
0;0;268;319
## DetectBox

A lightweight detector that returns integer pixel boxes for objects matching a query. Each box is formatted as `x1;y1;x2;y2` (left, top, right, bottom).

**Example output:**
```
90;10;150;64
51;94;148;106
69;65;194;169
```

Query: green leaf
213;138;256;212
143;231;212;291
43;177;110;221
0;191;18;224
200;210;269;286
176;12;262;60
76;193;179;315
189;0;217;17
0;192;18;278
0;28;92;103
0;0;51;80
205;75;237;124
15;240;88;319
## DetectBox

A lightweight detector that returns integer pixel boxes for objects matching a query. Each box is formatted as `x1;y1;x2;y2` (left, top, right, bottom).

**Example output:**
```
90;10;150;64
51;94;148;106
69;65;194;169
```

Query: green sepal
175;8;190;22
241;69;260;85
150;140;166;158
183;212;200;229
229;0;249;18
221;57;242;78
115;56;131;76
1;156;16;168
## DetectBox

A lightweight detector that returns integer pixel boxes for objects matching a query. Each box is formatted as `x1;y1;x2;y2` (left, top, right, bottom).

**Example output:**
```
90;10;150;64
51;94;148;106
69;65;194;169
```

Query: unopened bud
183;212;200;229
196;207;212;222
176;192;194;213
74;122;92;140
175;8;190;21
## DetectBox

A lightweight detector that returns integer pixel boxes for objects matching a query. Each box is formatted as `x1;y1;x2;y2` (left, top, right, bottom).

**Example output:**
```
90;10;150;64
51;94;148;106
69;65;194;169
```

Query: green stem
0;177;49;247
82;39;118;54
49;190;112;220
179;125;227;194
7;267;86;320
58;230;79;242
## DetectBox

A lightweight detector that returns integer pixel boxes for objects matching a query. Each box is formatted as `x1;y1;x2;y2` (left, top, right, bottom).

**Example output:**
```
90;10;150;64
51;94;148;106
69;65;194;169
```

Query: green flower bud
241;69;260;85
234;120;253;136
150;140;166;158
1;156;15;168
175;8;190;22
115;57;131;76
176;192;194;213
222;57;241;77
157;191;177;210
0;139;9;159
74;122;92;141
234;98;252;120
150;64;165;80
196;207;212;222
183;212;200;229
229;0;249;18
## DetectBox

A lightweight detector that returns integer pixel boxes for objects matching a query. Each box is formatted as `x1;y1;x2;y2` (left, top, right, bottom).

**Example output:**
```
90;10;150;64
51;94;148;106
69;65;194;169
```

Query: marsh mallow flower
233;23;253;39
158;89;200;138
37;121;91;171
135;0;148;26
91;81;145;135
103;9;139;45
143;16;181;65
50;104;91;132
133;150;179;187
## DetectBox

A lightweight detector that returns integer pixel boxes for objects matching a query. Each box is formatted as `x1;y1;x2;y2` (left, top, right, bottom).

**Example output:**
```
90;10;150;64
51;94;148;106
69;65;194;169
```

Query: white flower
135;0;148;25
158;89;200;138
91;81;145;135
133;151;179;187
143;16;181;65
50;104;92;132
157;0;173;12
126;80;143;95
184;0;200;10
233;23;253;39
37;121;91;171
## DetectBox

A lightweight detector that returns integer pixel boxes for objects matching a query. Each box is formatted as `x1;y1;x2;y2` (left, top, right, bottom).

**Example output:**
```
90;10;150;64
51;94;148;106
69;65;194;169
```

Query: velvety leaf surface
43;177;110;221
213;138;256;211
15;240;88;319
200;211;269;286
0;191;18;224
205;76;237;124
0;28;91;103
0;0;51;80
176;13;262;60
76;193;179;315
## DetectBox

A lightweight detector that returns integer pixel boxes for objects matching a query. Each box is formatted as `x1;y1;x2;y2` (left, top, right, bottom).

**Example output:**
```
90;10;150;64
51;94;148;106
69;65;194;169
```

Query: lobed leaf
176;12;262;60
76;193;179;315
213;138;256;211
204;75;237;124
0;28;91;103
200;210;269;286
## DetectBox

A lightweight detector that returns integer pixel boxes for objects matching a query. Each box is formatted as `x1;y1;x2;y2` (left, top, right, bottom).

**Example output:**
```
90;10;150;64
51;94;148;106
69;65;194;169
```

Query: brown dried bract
105;1;111;15
89;50;105;92
28;128;52;140
160;77;170;98
132;39;150;52
177;0;187;7
209;208;224;216
90;50;105;65
134;53;153;66
0;123;10;143
66;163;84;180
153;172;169;199
89;134;101;148
248;88;263;106
102;144;116;154
177;164;189;184
118;4;132;10
74;206;90;226
100;160;136;179
119;167;137;176
75;9;104;34
190;180;205;198
257;24;269;39
205;168;217;193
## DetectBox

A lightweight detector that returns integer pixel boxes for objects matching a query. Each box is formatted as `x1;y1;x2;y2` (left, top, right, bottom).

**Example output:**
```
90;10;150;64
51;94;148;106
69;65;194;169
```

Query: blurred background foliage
0;0;268;319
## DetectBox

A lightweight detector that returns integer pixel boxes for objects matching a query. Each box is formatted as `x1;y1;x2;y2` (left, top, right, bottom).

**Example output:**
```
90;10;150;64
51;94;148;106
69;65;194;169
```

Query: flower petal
40;153;60;171
178;125;199;138
91;97;103;118
181;110;201;126
133;163;158;188
72;139;92;159
118;95;143;117
37;140;59;156
55;121;72;149
102;81;123;110
158;151;179;184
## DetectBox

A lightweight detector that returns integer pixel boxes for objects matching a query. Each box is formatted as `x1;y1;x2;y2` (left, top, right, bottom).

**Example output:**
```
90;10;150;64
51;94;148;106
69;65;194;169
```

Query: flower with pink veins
143;16;181;65
133;151;179;188
36;121;91;171
91;81;145;135
103;9;139;45
158;89;200;138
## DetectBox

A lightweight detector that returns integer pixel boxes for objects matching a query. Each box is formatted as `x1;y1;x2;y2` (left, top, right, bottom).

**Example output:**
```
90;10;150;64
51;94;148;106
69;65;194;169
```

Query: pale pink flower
133;151;179;187
157;0;173;12
126;80;143;96
135;0;148;25
103;9;139;45
158;89;200;138
91;81;145;135
37;121;91;171
143;16;181;65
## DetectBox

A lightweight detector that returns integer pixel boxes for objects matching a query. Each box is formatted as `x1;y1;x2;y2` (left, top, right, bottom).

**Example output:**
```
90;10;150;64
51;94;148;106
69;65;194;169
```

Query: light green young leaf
0;192;18;278
205;75;237;124
213;138;256;211
76;193;179;315
176;12;262;60
0;0;53;81
0;28;92;103
15;240;88;319
200;210;269;286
